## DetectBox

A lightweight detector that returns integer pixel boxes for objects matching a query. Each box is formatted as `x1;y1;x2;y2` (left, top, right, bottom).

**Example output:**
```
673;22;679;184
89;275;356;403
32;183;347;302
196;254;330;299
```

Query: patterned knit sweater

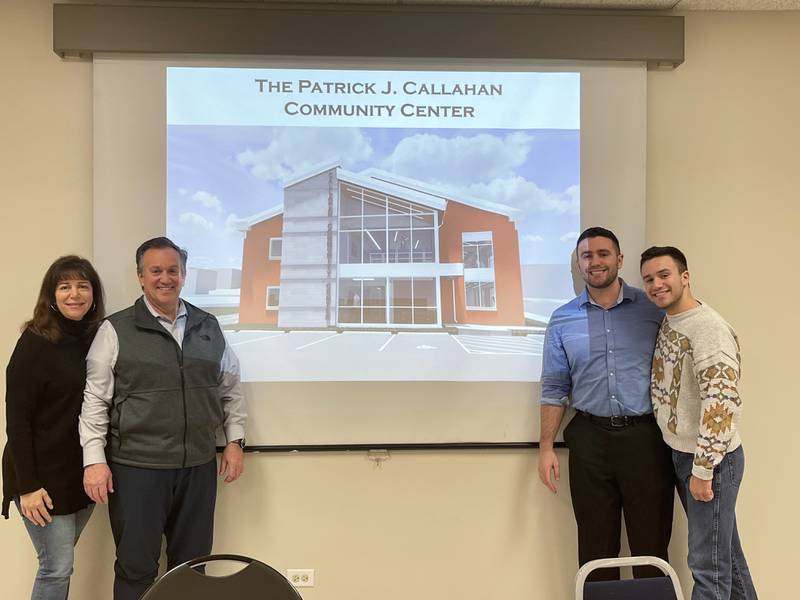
650;303;742;480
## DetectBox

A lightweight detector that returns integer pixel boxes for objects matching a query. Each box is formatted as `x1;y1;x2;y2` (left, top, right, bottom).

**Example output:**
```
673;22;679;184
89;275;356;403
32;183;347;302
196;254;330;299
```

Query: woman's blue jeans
673;447;757;600
17;501;94;600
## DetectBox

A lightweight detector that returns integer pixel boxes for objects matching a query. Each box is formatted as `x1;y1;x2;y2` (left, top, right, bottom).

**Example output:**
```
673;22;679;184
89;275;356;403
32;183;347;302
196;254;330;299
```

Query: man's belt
576;410;655;428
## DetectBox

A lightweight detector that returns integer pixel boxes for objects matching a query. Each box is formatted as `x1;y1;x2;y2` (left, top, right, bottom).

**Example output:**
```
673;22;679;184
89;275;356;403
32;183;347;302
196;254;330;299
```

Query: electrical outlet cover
286;568;315;588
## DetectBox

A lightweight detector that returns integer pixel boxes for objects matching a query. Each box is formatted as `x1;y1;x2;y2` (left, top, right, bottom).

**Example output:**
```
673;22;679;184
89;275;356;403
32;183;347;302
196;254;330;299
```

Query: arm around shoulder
79;321;118;466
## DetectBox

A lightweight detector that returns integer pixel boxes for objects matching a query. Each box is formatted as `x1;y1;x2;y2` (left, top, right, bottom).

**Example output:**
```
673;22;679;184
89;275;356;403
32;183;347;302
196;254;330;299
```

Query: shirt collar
578;278;635;308
142;295;187;323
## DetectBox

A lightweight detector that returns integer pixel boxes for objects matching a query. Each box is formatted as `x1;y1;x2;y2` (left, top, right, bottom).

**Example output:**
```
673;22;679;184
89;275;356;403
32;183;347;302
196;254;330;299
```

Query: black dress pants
108;459;217;600
563;412;674;581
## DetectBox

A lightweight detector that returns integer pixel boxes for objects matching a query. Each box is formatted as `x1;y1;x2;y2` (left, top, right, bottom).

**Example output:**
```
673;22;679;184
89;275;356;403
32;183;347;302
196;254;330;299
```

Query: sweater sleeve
690;324;742;480
4;332;46;494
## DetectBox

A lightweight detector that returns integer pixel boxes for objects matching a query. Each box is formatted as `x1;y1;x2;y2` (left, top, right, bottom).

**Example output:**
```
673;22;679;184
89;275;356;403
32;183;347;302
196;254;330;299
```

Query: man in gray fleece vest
79;237;247;600
641;246;757;600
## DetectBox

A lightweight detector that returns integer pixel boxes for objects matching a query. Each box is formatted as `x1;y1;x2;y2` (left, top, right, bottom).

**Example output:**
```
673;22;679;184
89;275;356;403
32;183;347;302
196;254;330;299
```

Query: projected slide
167;67;579;383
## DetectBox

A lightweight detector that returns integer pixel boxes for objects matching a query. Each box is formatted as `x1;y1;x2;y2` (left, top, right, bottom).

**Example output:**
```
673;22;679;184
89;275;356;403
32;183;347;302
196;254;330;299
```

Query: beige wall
1;2;797;598
647;10;800;596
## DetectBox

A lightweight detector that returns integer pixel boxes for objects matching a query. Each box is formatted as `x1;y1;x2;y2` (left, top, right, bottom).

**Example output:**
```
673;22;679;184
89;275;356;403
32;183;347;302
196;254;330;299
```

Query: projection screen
93;55;646;447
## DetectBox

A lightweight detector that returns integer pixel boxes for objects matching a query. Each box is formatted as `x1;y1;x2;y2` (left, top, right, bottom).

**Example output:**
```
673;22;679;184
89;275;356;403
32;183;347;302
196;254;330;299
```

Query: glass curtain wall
339;184;436;265
339;277;437;325
389;278;437;325
338;278;386;324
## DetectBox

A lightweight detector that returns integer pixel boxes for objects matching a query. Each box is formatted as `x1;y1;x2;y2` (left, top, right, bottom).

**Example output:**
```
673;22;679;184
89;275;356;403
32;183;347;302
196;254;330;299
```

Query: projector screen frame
226;442;563;453
54;3;684;68
93;55;646;451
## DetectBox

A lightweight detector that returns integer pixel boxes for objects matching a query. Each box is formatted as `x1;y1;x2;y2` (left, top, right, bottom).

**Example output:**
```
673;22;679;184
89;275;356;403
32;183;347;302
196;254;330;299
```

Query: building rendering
235;161;525;329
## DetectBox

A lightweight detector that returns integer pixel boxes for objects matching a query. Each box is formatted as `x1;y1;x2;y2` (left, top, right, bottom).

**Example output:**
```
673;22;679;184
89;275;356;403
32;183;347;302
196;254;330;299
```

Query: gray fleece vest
106;298;226;469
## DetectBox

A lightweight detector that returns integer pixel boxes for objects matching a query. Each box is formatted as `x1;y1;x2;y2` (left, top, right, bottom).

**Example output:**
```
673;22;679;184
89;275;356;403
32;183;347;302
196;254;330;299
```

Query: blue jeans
673;447;757;600
17;501;94;600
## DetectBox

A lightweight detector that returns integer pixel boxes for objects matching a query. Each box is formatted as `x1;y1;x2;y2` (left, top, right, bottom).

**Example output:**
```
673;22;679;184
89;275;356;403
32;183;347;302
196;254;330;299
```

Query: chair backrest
575;556;685;600
141;554;304;600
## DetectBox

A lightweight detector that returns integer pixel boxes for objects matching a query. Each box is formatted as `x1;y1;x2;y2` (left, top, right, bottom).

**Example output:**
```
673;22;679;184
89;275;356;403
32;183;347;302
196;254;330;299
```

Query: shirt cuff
15;478;44;497
224;425;246;444
83;445;108;467
540;396;568;407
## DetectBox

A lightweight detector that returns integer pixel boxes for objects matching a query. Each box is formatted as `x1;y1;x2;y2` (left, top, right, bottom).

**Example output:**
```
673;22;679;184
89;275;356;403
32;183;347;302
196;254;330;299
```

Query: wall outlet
286;568;315;588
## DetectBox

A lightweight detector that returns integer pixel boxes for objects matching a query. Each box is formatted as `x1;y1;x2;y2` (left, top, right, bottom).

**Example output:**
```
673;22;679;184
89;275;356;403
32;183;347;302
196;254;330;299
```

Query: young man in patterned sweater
640;246;757;600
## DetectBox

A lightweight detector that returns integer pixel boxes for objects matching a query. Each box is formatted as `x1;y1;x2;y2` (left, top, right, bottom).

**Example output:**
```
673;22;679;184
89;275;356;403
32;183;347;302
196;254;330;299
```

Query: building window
364;228;386;264
269;238;282;260
338;278;363;323
410;277;437;324
463;232;496;310
362;278;387;324
462;233;494;268
338;277;437;325
266;286;280;310
338;184;436;265
338;277;387;324
388;228;412;263
411;228;435;264
339;230;362;264
465;282;496;310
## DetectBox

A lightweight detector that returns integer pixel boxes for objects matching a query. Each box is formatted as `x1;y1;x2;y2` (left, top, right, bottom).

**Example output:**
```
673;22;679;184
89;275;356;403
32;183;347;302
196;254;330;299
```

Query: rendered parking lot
225;329;543;382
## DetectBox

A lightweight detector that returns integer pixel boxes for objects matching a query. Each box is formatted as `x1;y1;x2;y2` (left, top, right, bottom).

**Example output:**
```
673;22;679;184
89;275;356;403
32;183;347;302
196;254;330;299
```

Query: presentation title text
254;78;504;119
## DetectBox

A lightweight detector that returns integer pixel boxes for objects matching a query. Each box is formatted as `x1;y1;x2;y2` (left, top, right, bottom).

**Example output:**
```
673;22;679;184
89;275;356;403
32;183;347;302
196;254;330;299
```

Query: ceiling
80;1;800;11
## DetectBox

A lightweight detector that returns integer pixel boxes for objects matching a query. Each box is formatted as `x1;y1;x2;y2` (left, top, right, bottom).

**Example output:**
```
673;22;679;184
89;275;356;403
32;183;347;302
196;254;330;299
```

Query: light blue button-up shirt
540;279;663;417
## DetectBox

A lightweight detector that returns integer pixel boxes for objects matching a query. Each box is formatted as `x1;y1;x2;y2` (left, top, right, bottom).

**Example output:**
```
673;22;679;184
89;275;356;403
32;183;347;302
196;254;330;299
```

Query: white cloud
190;190;223;213
464;178;579;217
560;231;579;243
179;212;214;231
224;213;245;235
380;132;532;187
563;184;580;210
524;234;544;243
237;129;373;182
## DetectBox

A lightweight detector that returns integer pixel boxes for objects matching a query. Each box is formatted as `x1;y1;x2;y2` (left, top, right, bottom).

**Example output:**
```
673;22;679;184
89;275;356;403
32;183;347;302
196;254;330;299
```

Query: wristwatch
230;438;245;449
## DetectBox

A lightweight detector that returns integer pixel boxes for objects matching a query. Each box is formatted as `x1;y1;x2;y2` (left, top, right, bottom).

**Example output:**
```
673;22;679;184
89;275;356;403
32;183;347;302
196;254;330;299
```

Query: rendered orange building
236;161;524;329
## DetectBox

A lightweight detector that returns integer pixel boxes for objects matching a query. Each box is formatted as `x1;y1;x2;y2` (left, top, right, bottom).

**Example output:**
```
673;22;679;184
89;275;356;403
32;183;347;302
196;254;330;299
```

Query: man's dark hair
575;227;621;254
640;246;688;273
135;237;188;274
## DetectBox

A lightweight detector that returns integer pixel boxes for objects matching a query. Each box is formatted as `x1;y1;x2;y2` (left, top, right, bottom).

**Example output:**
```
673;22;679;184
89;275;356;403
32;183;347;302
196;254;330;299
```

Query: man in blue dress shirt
537;227;674;581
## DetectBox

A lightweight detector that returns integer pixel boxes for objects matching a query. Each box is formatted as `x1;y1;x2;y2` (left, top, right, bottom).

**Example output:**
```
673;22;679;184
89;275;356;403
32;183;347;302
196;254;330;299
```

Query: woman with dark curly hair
2;255;105;599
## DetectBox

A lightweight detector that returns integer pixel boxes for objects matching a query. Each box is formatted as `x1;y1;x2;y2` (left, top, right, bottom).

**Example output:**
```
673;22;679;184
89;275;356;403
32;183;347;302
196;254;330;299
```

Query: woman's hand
20;488;54;527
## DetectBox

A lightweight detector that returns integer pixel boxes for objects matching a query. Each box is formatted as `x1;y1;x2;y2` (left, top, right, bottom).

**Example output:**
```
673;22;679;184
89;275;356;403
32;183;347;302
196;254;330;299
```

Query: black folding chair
141;554;304;600
575;556;685;600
